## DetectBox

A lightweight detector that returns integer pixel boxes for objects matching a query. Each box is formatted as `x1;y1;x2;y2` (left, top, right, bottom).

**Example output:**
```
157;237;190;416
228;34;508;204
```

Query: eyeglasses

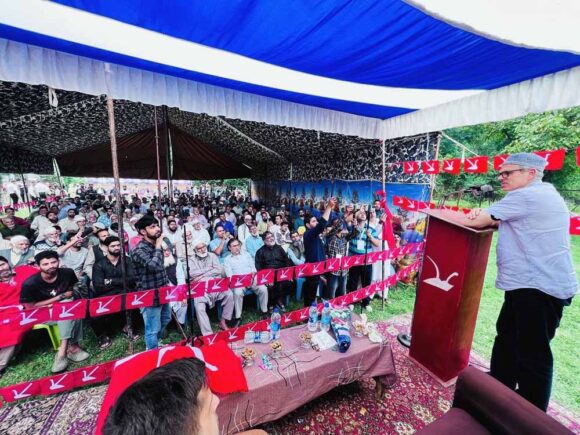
230;243;241;248
497;168;525;179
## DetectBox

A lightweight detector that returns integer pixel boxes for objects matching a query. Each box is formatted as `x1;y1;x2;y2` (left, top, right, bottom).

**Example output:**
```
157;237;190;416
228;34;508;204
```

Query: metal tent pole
106;97;134;353
381;138;386;311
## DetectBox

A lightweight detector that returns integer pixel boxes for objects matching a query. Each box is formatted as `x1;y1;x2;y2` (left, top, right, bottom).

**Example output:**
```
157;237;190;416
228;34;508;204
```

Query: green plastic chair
32;323;61;350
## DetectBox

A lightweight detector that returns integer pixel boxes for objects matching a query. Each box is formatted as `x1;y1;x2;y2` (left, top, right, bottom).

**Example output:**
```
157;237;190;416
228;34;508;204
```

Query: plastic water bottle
307;302;318;332
270;307;281;340
331;319;351;353
320;302;331;331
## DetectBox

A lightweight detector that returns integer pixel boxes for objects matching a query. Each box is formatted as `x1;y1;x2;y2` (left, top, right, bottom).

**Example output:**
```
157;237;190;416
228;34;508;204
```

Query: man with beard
224;238;268;324
164;219;181;249
244;224;263;259
255;232;291;312
188;240;233;335
20;251;89;372
190;206;209;230
33;226;63;253
92;236;137;349
0;217;30;240
84;228;110;280
0;236;35;268
237;214;253;245
302;198;336;307
161;241;188;328
58;208;79;234
176;227;196;262
132;215;170;350
189;218;210;246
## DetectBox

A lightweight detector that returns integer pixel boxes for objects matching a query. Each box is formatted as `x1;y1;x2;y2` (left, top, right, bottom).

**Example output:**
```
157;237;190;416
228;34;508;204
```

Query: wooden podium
409;209;495;384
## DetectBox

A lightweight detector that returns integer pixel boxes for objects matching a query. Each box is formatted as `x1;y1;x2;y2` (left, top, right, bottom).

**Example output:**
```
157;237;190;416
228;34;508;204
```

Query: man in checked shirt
132;215;171;350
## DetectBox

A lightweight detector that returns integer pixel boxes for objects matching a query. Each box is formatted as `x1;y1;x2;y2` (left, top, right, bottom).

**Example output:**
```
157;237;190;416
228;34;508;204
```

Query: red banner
534;149;566;170
403;161;419;174
421;160;440;174
89;295;123;318
50;300;87;322
206;278;230;294
463;156;489;173
441;158;461;174
255;269;275;286
229;273;254;288
276;266;294;282
125;290;156;309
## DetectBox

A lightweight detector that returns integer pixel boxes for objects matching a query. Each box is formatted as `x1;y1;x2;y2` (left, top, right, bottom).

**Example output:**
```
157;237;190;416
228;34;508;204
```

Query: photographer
209;224;232;264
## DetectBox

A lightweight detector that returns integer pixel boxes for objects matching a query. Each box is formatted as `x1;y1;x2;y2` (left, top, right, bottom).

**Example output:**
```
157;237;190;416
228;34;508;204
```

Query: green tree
436;107;580;204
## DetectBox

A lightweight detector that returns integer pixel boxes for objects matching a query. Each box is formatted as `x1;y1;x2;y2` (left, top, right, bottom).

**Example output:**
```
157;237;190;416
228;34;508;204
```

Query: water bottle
270;307;281;340
331;318;351;353
320;302;331;331
307;302;318;332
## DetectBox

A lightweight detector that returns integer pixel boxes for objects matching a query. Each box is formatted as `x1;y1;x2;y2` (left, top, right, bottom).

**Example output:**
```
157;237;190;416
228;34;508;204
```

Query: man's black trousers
490;288;572;411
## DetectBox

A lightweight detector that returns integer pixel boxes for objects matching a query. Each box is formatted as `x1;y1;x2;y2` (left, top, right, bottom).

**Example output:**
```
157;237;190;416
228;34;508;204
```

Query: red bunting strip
395;148;569;175
0;244;425;333
394;195;579;237
0;259;422;406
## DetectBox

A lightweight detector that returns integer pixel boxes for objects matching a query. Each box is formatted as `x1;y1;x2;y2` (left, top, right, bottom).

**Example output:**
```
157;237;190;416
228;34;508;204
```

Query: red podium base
409;209;495;383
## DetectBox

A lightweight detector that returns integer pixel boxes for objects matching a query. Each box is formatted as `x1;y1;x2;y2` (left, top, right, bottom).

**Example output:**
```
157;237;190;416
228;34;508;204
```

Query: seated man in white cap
223;238;268;325
0;235;35;268
189;218;210;246
461;152;577;412
188;240;233;335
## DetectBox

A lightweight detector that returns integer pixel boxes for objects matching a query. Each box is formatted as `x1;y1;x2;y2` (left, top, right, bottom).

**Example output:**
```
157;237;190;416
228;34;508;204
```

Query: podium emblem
423;256;459;292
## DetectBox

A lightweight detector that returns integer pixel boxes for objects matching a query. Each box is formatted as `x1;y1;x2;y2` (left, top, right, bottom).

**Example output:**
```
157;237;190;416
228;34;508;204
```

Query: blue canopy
0;0;579;138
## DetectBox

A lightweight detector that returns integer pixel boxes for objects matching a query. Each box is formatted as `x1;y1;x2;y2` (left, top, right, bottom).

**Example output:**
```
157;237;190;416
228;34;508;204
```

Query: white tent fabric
383;66;580;139
0;0;579;140
406;0;580;54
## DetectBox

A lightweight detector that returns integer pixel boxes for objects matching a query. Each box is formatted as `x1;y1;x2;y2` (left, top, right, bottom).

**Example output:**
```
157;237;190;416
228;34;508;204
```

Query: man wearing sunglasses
459;153;576;412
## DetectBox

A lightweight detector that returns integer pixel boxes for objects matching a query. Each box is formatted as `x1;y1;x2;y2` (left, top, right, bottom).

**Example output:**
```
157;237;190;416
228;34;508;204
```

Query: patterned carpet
0;315;578;435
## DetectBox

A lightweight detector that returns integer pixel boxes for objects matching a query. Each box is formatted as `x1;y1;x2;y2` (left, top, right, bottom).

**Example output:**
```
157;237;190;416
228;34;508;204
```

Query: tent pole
381;138;386;311
19;171;31;213
163;106;173;209
106;97;134;353
153;107;163;206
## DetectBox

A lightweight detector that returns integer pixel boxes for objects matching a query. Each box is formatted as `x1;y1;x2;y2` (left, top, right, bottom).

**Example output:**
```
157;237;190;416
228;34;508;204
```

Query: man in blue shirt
209;225;231;263
302;198;335;306
244;224;264;259
461;153;577;411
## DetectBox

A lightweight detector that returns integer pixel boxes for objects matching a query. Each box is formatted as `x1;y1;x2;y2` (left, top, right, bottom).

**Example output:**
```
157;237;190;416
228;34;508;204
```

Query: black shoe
261;312;270;320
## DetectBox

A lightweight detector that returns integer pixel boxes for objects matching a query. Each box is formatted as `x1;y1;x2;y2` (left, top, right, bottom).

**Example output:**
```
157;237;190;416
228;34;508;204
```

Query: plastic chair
33;323;61;350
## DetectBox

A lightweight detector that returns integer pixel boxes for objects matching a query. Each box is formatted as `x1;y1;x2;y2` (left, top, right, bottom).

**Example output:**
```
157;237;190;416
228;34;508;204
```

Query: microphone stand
181;223;196;342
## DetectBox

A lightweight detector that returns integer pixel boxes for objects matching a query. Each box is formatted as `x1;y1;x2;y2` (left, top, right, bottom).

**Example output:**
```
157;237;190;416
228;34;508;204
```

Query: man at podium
458;152;577;412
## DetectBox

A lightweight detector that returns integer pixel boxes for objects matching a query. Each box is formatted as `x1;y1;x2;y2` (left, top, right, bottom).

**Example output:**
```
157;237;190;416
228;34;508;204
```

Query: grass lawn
1;237;578;413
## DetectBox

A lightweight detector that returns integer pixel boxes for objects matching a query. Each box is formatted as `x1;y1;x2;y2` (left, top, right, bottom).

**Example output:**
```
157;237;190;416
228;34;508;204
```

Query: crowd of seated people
0;185;417;377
